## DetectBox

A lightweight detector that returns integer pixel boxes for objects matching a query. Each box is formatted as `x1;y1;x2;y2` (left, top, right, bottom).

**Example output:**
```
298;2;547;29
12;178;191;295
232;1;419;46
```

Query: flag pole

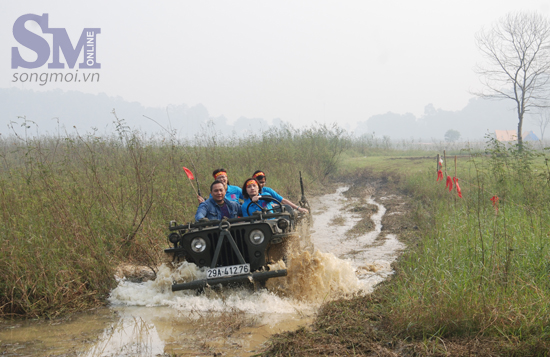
182;167;199;197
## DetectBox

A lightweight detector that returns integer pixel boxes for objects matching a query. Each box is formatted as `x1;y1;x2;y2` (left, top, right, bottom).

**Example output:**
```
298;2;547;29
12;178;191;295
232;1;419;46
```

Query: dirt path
308;184;406;292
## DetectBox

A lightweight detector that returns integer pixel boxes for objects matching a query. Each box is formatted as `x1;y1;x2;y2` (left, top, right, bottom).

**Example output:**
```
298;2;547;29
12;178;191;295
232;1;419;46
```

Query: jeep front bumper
171;269;287;291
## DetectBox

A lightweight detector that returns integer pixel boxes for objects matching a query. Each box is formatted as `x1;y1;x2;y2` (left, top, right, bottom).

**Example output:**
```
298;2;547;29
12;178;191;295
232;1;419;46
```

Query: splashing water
266;250;363;303
110;186;404;311
109;254;358;315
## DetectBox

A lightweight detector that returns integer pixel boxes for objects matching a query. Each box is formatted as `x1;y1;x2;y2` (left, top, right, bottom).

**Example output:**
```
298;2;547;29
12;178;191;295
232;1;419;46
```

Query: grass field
265;140;550;356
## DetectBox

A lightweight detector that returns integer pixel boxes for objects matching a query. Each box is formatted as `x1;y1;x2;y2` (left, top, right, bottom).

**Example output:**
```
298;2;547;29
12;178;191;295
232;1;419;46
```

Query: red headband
253;172;265;178
245;179;258;187
214;171;227;179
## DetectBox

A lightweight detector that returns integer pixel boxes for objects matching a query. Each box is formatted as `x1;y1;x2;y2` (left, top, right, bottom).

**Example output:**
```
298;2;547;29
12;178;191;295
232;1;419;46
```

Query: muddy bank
262;174;420;356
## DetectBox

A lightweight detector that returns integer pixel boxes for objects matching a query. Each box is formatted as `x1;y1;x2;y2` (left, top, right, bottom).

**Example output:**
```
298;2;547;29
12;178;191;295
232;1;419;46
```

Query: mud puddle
310;187;405;288
0;186;405;356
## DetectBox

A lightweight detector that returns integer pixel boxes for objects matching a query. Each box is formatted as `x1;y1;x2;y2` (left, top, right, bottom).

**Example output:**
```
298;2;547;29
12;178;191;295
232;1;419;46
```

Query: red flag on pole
490;196;499;212
446;175;453;191
182;167;195;180
453;177;462;198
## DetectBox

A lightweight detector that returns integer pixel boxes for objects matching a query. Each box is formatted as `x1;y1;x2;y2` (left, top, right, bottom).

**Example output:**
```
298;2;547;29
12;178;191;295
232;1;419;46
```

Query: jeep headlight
249;230;265;245
277;218;289;230
191;237;206;253
168;232;181;244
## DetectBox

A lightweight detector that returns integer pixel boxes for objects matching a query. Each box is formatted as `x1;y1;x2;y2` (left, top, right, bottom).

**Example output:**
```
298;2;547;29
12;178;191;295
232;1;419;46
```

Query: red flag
182;167;195;180
453;177;462;198
445;175;453;191
437;170;444;182
490;196;499;212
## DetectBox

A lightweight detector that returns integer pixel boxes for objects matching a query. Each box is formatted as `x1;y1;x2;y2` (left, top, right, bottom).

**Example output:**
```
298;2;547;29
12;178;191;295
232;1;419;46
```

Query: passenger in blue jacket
197;168;244;203
252;170;308;213
241;178;274;217
195;181;242;221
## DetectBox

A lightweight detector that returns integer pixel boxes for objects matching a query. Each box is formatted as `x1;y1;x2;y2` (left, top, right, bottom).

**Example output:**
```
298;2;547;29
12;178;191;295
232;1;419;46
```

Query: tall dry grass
0;118;347;318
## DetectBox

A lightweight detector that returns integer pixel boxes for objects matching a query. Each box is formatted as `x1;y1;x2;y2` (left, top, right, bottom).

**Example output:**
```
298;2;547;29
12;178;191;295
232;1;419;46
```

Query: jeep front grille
207;228;250;267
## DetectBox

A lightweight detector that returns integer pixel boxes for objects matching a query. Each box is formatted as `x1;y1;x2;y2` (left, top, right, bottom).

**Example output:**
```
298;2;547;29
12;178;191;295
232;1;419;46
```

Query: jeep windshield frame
168;210;293;232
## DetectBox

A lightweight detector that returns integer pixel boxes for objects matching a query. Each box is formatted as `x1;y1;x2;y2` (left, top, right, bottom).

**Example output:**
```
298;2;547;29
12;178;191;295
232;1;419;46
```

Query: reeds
0;119;348;318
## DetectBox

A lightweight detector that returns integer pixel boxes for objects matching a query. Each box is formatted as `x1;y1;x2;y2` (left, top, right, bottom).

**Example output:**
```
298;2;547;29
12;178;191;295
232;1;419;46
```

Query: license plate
207;264;250;279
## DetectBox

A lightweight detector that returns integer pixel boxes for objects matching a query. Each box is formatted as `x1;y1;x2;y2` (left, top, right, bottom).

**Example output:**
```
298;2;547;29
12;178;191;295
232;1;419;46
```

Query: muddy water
310;187;405;288
0;187;405;356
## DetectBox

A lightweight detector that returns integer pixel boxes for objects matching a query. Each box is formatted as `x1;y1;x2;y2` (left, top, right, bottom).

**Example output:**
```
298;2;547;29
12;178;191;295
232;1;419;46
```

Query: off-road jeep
165;197;307;292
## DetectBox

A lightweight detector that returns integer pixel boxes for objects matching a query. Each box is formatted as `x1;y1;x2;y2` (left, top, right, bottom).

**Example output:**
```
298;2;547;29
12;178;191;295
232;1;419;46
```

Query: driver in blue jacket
241;178;273;217
195;181;242;221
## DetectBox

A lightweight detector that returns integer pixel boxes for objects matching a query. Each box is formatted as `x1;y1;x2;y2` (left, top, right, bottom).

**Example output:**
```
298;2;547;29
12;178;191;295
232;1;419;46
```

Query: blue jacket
261;187;283;202
195;198;243;221
241;193;274;217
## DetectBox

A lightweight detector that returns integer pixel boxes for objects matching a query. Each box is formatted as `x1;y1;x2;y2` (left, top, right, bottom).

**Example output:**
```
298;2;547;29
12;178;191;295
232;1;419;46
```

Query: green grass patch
264;139;550;356
387;141;550;343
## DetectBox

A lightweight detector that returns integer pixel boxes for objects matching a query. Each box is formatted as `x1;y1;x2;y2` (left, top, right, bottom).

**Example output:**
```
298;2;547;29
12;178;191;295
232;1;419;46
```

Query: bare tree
475;12;550;149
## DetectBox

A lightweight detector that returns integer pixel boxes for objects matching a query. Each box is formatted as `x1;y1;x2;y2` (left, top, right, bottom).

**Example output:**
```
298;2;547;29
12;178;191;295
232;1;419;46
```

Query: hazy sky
2;0;549;129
